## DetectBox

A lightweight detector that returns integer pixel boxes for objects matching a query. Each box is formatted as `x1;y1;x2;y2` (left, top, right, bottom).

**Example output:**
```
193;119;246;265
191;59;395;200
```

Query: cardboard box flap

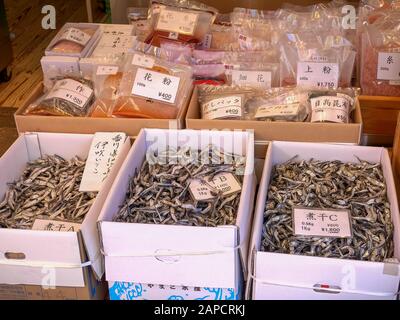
255;252;400;297
80;136;131;280
101;222;238;288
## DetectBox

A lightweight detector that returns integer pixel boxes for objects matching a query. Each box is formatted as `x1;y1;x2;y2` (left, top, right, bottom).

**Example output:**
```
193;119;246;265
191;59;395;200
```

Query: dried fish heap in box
262;156;394;262
0;155;97;229
114;145;245;226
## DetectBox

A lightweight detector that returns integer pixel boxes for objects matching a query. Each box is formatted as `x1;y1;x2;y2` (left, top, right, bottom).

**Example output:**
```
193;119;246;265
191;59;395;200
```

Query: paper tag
202;33;212;49
132;54;155;68
156;8;198;35
132;68;180;104
238;34;252;48
293;207;352;238
255;104;300;119
91;35;136;56
79;132;126;192
377;52;400;81
46;79;93;110
168;32;179;40
32;219;81;232
310;96;350;123
101;24;134;35
59;27;91;46
224;64;240;76
297;62;339;89
231;70;272;88
189;173;242;201
202;96;242;120
97;65;119;75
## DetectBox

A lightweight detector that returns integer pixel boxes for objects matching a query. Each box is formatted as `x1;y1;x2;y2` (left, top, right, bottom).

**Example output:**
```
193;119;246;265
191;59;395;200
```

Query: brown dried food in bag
24;78;94;117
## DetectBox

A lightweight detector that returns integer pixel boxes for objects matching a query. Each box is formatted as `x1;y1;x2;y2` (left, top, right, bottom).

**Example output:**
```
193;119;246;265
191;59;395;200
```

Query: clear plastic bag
127;7;152;42
360;9;400;96
47;24;98;55
24;77;94;117
146;0;217;47
197;84;262;120
160;42;192;64
112;52;193;119
307;87;359;123
246;87;310;122
190;50;226;84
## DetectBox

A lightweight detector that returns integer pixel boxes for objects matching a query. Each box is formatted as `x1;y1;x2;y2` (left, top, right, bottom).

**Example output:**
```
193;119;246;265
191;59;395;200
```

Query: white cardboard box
98;129;256;300
0;132;130;287
247;141;400;300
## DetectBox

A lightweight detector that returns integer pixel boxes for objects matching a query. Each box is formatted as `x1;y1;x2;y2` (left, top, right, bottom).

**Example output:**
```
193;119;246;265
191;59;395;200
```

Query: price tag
189;173;242;201
310;96;350;123
97;65;119;75
32;219;81;232
255;104;300;119
91;35;136;56
202;33;212;49
238;34;252;49
231;70;272;88
46;79;93;110
101;24;134;35
297;62;339;89
156;8;198;35
293;207;352;238
202;96;242;120
79;132;126;192
131;68;180;104
131;54;155;68
377;52;400;81
59;27;91;46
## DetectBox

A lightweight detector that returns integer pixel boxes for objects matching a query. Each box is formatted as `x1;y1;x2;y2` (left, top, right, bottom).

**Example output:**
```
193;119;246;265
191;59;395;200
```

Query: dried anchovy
0;155;97;229
113;145;245;226
262;156;394;262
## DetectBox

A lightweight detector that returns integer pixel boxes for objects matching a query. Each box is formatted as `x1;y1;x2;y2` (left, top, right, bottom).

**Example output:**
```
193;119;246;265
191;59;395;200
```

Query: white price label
189;173;242;201
131;54;155;68
92;35;136;56
80;132;126;192
255;104;300;119
156;8;198;35
297;62;339;89
310;96;350;123
131;68;180;104
377;52;400;81
293;207;352;238
202;33;212;49
97;65;119;75
238;34;252;49
231;70;272;88
32;219;81;232
46;79;93;110
59;27;91;46
202;96;242;120
101;24;134;35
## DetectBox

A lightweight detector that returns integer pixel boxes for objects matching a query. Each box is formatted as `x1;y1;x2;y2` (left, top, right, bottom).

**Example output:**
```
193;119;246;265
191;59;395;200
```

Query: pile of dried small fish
113;145;245;226
0;155;97;229
262;156;394;262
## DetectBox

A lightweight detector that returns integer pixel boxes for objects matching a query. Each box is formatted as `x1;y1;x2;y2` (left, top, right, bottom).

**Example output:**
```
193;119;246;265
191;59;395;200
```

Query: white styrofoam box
0;132;130;286
108;281;241;300
45;23;101;58
247;141;400;300
98;129;256;298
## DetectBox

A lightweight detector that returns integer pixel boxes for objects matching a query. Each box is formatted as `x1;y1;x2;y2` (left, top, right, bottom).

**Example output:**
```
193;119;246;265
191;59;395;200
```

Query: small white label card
131;68;180;104
32;219;81;232
377;52;400;81
238;34;252;49
101;24;134;35
46;79;93;110
297;62;339;89
189;173;242;201
79;132;126;192
293;207;352;238
96;65;119;75
91;35;136;56
202;33;212;49
310;96;350;123
202;96;242;120
231;70;272;88
131;54;155;68
255;104;300;119
59;27;91;46
156;8;198;35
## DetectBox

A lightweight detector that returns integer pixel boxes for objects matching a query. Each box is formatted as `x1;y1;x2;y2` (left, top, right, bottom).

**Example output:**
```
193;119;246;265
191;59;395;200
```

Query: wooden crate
360;95;400;147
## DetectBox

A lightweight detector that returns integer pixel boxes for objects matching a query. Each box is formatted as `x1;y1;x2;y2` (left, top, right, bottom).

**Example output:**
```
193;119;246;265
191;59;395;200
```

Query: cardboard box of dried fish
98;129;256;300
247;141;400;300
0;132;130;300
